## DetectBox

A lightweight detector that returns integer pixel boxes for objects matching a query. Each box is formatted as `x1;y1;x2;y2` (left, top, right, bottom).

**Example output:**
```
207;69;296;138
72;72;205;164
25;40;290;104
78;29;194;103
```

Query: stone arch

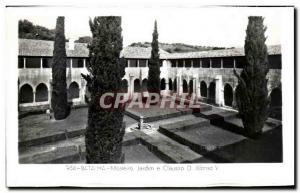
134;79;141;92
142;79;148;92
269;87;282;120
35;83;48;102
189;79;193;94
169;78;173;91
224;83;233;106
270;87;282;107
208;82;216;104
19;84;34;103
160;78;166;90
69;81;80;99
183;79;188;93
200;81;207;97
120;79;128;93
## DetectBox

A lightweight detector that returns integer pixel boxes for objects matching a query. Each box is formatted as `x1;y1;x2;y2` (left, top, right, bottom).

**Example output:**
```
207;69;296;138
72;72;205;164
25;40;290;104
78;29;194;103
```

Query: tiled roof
19;39;89;57
120;46;170;59
165;45;281;59
19;39;281;59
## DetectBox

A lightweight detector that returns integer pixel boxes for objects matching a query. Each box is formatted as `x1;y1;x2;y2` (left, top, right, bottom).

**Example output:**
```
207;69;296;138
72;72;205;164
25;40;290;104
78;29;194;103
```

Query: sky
18;7;282;47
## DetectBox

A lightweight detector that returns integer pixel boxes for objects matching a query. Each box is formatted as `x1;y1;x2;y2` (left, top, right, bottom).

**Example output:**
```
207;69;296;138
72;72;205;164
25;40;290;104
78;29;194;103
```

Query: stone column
215;75;224;106
23;58;26;69
33;91;36;104
178;76;183;96
165;78;169;91
40;58;43;69
49;79;52;109
232;87;237;108
196;78;201;99
129;74;134;99
233;58;236;69
221;58;223;69
83;59;86;68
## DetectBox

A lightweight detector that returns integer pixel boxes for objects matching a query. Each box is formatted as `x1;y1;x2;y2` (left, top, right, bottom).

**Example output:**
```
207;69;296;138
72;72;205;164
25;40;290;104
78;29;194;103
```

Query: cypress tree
51;17;70;120
147;20;161;94
84;17;125;163
234;16;269;139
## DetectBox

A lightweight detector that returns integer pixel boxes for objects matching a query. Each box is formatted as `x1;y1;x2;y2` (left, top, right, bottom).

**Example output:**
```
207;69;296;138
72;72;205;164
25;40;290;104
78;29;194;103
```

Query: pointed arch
36;83;48;102
19;84;34;103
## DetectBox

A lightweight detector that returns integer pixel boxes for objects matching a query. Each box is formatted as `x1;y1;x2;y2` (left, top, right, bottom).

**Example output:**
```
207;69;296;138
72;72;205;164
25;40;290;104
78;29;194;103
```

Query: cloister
18;38;282;113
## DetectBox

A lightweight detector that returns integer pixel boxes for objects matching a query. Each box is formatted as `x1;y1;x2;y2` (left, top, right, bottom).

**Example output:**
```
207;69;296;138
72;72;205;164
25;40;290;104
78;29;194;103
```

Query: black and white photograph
4;3;295;188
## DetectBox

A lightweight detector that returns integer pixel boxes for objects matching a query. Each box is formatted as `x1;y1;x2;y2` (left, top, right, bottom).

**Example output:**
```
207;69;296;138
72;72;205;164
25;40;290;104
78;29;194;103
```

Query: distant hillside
129;42;231;53
19;19;55;41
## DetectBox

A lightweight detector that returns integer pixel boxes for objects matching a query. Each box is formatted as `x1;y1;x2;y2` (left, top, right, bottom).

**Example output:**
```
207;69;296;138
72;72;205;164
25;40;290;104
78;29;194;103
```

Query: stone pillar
83;59;86;68
232;87;237;108
178;76;183;96
192;74;198;97
196;79;201;99
215;75;224;106
33;91;36;104
165;78;169;91
40;58;43;69
129;75;134;99
23;58;26;69
209;59;212;69
200;59;202;68
233;58;236;69
49;79;52;109
221;58;223;69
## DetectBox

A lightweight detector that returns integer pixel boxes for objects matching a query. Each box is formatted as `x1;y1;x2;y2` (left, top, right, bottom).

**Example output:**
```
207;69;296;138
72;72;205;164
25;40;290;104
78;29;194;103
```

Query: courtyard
19;101;282;164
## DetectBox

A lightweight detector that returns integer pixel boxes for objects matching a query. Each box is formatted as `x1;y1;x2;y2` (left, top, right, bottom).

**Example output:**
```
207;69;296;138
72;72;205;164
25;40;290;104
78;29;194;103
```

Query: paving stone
159;124;246;156
125;103;192;122
160;117;210;132
19;108;138;148
132;129;204;163
123;144;164;163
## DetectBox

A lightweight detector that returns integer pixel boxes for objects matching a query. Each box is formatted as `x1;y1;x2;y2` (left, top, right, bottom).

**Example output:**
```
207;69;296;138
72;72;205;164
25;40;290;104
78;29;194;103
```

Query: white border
5;5;294;187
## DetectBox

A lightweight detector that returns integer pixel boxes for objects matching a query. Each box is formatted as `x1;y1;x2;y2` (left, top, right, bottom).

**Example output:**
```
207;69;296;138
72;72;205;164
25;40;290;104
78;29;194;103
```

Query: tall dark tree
234;16;269;138
147;20;161;94
51;17;70;120
83;17;125;163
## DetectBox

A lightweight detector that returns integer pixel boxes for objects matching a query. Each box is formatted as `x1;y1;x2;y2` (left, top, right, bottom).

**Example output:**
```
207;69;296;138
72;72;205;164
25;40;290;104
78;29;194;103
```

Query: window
26;57;40;68
202;58;210;68
185;60;191;68
192;59;200;68
211;58;221;68
139;59;147;67
129;59;138;67
18;57;24;68
269;55;282;69
223;57;234;68
68;82;80;99
171;60;177;67
72;58;84;68
42;57;52;68
178;60;184;67
235;57;246;68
